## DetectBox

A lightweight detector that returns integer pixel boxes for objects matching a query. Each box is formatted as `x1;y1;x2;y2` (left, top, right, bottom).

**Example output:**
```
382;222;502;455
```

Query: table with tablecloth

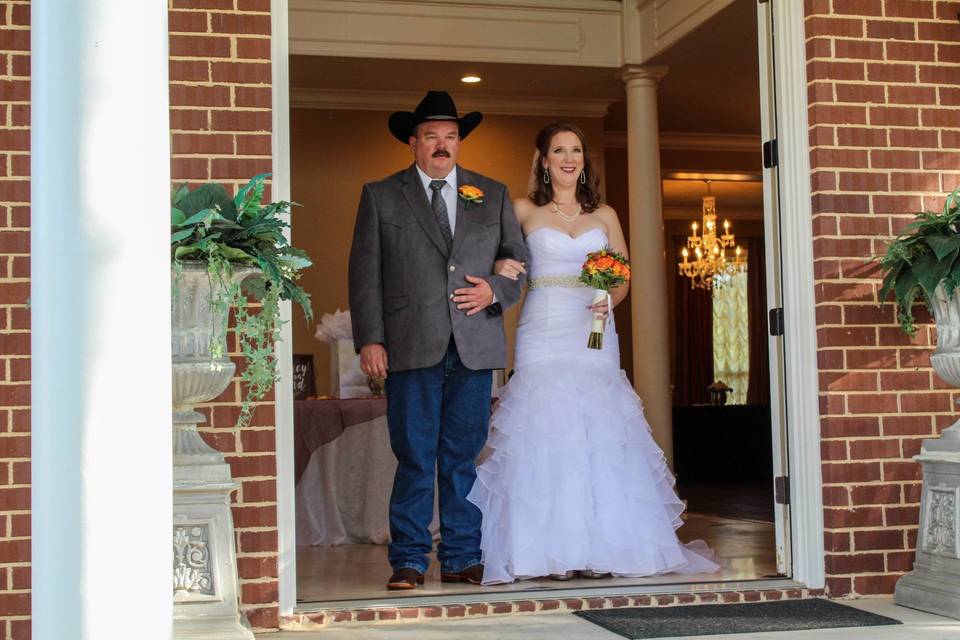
294;397;438;546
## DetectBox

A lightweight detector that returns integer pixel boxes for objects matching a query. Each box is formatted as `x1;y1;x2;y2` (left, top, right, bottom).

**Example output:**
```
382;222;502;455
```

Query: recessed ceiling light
461;75;482;84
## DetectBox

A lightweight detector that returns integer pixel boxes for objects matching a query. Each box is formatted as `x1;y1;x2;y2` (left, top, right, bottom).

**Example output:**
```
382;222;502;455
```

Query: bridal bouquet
579;247;631;350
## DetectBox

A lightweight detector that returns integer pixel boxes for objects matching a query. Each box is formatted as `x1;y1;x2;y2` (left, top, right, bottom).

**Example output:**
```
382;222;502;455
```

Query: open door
278;0;813;609
757;0;791;577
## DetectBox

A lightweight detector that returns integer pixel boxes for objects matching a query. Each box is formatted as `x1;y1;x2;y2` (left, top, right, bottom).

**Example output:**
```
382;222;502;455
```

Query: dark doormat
574;598;902;639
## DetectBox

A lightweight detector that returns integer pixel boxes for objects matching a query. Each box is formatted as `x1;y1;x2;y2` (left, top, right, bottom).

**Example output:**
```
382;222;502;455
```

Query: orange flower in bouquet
579;247;631;349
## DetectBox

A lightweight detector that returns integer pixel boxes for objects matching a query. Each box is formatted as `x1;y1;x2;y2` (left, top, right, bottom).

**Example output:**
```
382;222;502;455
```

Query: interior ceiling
289;0;759;134
289;56;626;100
662;179;763;219
289;0;762;215
618;0;761;135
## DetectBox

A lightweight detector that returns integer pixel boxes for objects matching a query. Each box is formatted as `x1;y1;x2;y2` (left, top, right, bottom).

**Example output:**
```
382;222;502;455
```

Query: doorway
274;0;821;610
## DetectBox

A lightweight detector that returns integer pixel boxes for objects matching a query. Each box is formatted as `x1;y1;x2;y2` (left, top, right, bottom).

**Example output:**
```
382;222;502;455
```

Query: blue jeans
385;339;491;574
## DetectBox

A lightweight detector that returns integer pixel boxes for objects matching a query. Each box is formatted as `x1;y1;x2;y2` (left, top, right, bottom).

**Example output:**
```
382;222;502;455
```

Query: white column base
173;422;254;640
896;572;960;621
894;433;960;621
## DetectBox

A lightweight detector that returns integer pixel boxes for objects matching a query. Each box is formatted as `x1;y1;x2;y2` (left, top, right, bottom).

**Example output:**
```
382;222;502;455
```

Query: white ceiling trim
604;130;761;152
290;87;614;118
289;0;623;67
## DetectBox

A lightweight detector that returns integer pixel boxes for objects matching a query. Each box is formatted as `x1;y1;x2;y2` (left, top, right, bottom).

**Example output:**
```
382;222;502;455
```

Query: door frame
757;0;791;577
764;0;826;590
271;0;298;614
272;0;825;614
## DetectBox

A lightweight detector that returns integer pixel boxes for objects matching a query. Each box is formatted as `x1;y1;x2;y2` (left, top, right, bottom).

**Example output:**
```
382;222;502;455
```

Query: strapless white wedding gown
467;226;719;585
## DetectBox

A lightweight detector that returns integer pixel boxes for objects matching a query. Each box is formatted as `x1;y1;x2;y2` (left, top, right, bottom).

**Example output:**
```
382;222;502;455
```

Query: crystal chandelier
677;184;745;289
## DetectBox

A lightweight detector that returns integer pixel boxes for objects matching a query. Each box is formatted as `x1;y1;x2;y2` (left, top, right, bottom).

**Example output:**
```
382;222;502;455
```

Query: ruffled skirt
467;353;719;585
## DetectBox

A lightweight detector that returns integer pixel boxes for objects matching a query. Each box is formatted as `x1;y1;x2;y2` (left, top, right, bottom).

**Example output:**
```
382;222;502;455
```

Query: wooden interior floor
296;511;779;604
678;481;775;522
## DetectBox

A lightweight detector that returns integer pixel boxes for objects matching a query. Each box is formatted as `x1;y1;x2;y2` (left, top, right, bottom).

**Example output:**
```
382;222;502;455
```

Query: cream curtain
712;272;749;404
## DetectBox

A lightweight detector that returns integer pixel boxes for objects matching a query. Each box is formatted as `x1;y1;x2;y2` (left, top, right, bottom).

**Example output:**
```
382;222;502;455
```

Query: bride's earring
580;169;586;185
542;169;550;184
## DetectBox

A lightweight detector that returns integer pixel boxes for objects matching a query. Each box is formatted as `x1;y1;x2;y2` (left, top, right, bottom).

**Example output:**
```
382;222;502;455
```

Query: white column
622;66;674;468
31;2;172;639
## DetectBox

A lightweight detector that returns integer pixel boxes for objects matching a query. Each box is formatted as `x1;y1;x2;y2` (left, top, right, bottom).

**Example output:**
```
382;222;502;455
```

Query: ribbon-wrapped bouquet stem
579;246;632;350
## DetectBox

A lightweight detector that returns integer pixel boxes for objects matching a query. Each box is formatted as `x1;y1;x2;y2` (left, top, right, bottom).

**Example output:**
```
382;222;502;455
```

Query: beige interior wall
290;108;606;396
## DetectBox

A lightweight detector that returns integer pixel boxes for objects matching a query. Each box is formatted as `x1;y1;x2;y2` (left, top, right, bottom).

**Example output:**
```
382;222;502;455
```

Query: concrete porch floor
261;598;960;639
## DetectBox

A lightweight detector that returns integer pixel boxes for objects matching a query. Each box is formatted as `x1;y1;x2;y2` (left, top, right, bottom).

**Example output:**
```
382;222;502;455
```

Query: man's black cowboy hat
388;90;483;143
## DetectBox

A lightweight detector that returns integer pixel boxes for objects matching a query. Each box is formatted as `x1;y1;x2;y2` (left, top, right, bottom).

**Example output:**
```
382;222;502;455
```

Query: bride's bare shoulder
591;203;618;225
513;197;536;212
593;203;617;217
513;197;537;222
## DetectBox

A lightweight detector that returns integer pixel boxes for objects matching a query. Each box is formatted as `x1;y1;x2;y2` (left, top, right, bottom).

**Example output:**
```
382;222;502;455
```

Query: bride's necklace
550;200;582;223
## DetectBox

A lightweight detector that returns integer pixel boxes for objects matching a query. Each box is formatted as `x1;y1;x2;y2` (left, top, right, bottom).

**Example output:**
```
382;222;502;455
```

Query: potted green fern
879;187;960;339
170;173;312;428
884;191;960;618
170;173;312;637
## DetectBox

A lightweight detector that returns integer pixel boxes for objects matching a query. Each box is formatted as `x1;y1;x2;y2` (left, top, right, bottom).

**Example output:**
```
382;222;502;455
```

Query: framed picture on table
292;353;316;400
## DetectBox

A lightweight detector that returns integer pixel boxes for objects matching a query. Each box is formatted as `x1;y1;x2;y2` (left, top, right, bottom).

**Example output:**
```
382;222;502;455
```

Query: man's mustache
432;150;451;158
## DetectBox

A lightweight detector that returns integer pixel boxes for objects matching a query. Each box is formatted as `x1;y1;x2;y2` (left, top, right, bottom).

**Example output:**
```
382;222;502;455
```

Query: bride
466;122;719;585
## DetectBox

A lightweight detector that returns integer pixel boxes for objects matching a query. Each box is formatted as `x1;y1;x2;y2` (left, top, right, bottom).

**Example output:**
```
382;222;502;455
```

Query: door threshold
292;577;807;615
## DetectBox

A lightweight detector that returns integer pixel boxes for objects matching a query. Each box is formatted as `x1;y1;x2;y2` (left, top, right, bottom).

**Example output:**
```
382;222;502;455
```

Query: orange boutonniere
458;185;484;207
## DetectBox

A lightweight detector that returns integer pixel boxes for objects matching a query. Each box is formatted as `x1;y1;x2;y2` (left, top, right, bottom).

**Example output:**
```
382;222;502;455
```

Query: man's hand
453;275;494;316
359;343;388;379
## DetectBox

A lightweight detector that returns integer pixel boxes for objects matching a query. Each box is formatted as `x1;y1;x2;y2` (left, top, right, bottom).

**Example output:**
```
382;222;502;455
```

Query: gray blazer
349;164;526;372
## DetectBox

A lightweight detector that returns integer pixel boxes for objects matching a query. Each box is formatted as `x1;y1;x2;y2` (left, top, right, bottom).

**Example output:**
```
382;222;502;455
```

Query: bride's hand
589;299;610;320
494;258;526;281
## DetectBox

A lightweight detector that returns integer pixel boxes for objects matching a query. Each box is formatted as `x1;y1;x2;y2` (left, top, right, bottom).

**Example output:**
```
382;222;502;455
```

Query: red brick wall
169;0;279;630
806;0;960;597
0;0;280;635
0;0;31;636
12;0;955;628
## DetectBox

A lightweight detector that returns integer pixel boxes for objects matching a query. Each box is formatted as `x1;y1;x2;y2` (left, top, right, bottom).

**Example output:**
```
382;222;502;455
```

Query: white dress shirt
414;165;498;305
416;165;457;235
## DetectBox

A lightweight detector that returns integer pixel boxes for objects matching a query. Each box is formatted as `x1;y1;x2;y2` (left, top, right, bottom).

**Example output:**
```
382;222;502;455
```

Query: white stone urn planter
172;262;255;640
895;284;960;620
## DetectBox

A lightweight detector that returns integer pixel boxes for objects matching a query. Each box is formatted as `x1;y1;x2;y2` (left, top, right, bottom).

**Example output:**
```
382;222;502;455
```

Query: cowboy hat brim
388;111;483;143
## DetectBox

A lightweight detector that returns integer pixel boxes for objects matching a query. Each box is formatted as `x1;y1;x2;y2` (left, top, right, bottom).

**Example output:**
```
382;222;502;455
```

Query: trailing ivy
171;174;313;427
879;187;960;335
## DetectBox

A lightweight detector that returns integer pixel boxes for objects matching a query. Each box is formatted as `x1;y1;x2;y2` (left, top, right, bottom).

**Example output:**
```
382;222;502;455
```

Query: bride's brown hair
529;122;601;213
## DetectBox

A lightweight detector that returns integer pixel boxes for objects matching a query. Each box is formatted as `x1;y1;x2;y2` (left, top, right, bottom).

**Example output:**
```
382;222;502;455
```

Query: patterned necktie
429;179;454;250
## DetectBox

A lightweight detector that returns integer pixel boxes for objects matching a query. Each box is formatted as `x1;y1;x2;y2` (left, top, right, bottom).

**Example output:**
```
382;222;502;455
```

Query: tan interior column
622;65;674;469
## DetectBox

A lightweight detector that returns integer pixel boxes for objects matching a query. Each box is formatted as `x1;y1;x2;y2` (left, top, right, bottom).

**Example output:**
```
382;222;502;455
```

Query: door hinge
763;138;778;169
769;307;784;336
774;476;790;505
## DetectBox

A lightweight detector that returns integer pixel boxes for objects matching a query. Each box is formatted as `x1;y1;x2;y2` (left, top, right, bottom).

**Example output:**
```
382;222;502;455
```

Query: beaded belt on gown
527;275;588;290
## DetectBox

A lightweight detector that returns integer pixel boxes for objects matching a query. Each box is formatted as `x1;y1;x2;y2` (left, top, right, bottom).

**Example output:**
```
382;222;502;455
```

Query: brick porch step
282;586;826;630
